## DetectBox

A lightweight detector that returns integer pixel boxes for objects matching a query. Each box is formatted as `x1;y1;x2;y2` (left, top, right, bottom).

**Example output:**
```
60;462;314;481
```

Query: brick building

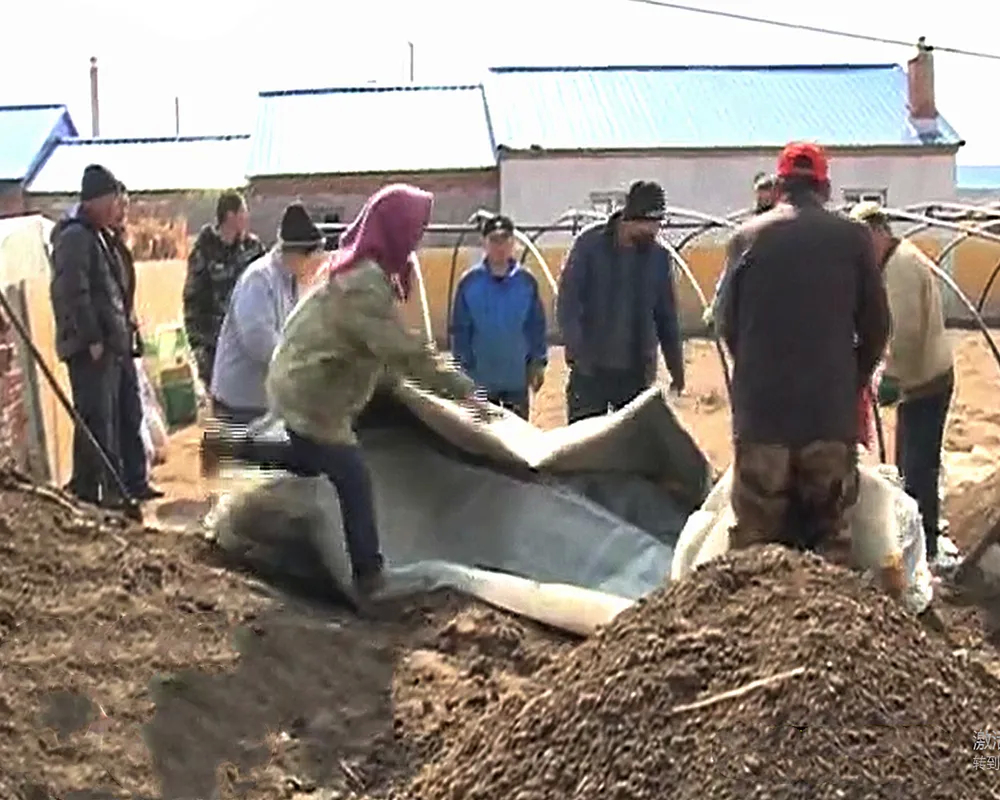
25;135;251;248
0;215;58;481
0;104;78;218
245;85;498;245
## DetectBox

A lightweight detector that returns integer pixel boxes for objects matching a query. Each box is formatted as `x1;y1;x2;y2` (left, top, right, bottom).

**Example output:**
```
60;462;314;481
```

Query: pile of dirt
405;547;1000;800
0;479;572;800
945;464;1000;550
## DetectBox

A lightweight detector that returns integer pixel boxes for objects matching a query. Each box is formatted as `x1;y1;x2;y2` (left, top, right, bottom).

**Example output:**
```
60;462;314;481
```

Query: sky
3;0;997;164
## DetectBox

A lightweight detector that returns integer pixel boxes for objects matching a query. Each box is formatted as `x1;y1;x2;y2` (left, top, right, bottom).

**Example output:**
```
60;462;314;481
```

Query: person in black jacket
104;184;164;501
556;180;684;423
718;143;891;564
50;165;131;507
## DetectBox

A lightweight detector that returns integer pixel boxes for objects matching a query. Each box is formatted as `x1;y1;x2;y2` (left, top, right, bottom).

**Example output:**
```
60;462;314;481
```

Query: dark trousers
566;366;649;424
66;351;122;504
487;390;530;420
119;357;149;494
895;379;953;559
286;428;383;580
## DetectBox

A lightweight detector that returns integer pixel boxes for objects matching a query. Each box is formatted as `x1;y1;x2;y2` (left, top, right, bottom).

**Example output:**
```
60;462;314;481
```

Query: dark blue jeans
286;428;384;580
895;379;953;559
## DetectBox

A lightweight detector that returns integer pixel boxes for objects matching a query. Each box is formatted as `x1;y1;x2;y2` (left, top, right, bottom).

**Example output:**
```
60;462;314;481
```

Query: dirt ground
2;331;1000;799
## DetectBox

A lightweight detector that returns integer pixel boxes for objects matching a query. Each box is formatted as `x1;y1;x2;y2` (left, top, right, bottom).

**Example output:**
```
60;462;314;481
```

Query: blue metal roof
0;104;78;183
957;165;1000;191
484;64;963;152
247;85;497;177
27;135;251;193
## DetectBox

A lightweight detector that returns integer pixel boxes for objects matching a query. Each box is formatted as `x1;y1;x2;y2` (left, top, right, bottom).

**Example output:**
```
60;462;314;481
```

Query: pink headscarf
326;183;433;301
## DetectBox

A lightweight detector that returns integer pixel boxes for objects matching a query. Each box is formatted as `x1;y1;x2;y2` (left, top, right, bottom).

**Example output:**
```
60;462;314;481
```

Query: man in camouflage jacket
183;191;265;386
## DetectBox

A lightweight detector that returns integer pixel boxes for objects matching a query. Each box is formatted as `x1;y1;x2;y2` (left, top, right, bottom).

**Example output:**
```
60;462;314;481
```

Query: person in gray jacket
557;180;685;424
50;165;130;507
210;203;329;424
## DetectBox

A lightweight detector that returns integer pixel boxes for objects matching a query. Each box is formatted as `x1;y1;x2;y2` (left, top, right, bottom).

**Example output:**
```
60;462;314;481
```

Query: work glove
877;374;901;407
528;360;546;393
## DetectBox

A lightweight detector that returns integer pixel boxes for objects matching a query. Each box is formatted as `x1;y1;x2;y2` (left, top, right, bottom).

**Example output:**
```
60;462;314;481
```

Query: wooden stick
955;517;1000;584
666;666;807;717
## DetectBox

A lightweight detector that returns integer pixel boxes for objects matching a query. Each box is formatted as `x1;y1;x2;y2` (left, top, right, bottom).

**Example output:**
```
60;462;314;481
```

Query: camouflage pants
730;440;860;556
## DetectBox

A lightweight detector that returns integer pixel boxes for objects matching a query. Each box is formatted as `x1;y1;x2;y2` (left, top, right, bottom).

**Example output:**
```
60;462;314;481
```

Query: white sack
670;462;933;614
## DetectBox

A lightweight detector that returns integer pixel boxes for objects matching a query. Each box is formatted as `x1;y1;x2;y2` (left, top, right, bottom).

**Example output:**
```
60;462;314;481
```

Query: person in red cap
716;142;891;564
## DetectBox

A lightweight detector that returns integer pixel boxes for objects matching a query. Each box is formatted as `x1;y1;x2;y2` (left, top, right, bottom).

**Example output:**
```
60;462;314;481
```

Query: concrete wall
500;149;958;242
0;183;25;217
247;169;499;247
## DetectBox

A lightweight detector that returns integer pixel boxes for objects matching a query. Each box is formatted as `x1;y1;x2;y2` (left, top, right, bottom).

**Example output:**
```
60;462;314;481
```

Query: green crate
160;378;198;429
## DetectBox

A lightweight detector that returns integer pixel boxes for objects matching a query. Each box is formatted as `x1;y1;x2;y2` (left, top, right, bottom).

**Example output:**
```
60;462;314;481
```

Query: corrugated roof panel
247;85;497;177
957;165;1000;191
0;104;77;182
484;65;963;151
27;135;251;193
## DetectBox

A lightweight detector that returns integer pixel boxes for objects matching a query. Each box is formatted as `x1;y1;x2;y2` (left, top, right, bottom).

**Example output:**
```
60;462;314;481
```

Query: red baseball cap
776;142;829;183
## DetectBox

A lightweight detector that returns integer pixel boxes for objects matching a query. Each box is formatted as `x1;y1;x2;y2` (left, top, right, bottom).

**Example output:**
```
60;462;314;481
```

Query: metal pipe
0;287;140;520
656;232;733;400
512;229;557;295
977;252;1000;313
410;252;434;344
317;221;709;237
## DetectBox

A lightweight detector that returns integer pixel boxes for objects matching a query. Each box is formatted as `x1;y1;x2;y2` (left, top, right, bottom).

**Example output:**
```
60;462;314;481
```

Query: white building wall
500;150;957;239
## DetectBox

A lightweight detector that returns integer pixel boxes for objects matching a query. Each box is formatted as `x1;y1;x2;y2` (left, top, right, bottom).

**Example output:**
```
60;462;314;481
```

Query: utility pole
174;96;180;136
407;41;415;82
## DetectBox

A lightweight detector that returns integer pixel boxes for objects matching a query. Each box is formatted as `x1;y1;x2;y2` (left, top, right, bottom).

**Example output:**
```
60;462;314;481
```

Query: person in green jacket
203;184;488;598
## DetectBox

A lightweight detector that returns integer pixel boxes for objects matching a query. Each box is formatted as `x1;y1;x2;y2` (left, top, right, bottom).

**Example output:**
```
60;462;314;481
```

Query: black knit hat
278;203;323;249
622;180;666;221
80;164;120;201
481;214;514;237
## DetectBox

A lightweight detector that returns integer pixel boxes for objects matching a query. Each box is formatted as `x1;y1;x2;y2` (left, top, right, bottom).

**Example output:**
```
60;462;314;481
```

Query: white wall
500;150;957;240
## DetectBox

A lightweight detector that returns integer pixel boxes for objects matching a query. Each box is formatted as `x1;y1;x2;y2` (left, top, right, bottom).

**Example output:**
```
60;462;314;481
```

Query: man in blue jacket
450;214;547;420
557;180;684;424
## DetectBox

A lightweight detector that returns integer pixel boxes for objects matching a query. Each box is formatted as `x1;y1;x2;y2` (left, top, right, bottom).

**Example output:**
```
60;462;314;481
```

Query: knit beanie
622;180;666;221
80;164;120;201
278;203;323;249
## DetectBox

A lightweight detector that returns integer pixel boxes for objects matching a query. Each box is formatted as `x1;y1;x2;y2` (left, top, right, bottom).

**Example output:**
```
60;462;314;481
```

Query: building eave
495;143;964;159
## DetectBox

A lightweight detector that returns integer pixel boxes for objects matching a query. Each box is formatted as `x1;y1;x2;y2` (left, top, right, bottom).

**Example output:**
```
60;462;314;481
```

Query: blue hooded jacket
450;259;548;393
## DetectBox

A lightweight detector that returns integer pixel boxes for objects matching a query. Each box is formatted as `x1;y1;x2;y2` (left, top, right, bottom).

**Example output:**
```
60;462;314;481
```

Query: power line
622;0;1000;62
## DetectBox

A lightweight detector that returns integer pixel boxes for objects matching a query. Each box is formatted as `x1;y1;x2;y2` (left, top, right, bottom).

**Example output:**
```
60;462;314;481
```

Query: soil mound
0;474;571;799
408;547;999;800
945;465;1000;551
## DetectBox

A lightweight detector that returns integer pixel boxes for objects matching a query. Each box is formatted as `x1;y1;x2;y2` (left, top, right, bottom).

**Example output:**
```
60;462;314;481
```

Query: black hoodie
49;206;131;361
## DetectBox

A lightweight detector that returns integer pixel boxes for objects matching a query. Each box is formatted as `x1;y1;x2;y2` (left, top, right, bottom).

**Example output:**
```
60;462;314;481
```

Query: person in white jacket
850;202;955;568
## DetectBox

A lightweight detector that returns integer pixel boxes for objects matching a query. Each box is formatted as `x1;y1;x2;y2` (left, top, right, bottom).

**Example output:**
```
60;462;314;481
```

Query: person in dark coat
104;184;164;500
556;180;684;423
50;165;131;507
717;142;892;578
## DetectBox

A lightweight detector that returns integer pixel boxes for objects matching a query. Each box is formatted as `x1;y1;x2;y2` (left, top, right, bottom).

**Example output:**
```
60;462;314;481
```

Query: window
589;190;626;216
842;188;888;206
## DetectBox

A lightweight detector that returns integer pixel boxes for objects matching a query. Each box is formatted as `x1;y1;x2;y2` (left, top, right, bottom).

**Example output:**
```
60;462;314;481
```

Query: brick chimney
89;56;100;137
907;38;937;133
